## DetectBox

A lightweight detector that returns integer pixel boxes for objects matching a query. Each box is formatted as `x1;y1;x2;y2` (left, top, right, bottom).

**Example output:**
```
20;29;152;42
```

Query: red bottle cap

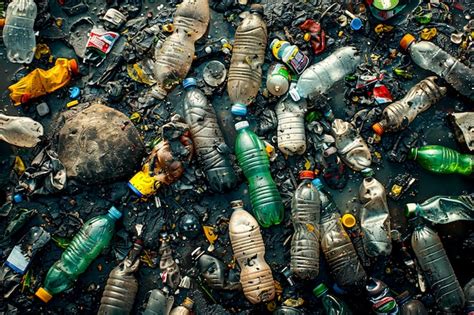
299;170;315;180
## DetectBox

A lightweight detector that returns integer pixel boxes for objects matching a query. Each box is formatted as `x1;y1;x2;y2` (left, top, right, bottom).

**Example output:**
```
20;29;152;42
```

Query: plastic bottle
400;34;474;100
408;145;473;176
290;46;361;101
228;4;267;116
182;78;238;192
464;278;474;315
273;306;302;315
313;283;353;315
290;170;320;279
35;207;122;303
411;224;465;312
366;278;399;315
191;247;226;289
169;297;194;315
396;291;428;315
2;0;37;64
270;39;310;75
405;195;474;224
151;0;210;99
98;241;142;315
275;97;307;156
372;76;447;135
266;63;291;96
159;238;181;290
341;213;371;267
143;289;174;315
8;58;79;105
234;121;284;227
229;200;275;304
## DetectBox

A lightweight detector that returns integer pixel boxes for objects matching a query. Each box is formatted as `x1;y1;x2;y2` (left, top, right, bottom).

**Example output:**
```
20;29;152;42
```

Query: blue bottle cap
312;178;323;189
69;87;81;99
127;182;143;197
235;121;249;131
350;17;363;31
231;103;247;116
183;78;197;89
108;206;122;220
13;194;23;203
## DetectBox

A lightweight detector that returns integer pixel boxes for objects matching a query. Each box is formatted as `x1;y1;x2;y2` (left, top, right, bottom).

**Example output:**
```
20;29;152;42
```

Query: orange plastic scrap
8;58;79;106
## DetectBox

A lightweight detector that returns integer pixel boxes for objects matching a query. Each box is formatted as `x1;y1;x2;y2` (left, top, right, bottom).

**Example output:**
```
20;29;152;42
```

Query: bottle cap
35;287;53;303
313;283;328;297
190;247;205;261
312;178;323;189
299;170;315;180
400;34;416;50
234;121;249;131
408;148;418;160
230;200;244;209
350;17;363;31
372;122;385;136
183;78;197;89
69;87;81;99
341;213;356;228
68;59;79;75
0;19;5;28
13;194;23;203
108;206;122;220
405;203;418;217
231;103;247;116
361;168;374;178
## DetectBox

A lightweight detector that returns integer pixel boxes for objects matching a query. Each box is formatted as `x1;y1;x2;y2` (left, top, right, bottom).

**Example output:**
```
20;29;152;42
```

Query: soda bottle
289;47;361;101
275;97;307;156
366;278;399;315
408;145;473;176
400;34;474;100
159;238;181;290
405;194;474;224
372;76;447;136
35;206;122;303
98;241;142;315
234;121;284;227
290;170;320;279
191;247;226;289
266;63;291;96
229;200;275;304
169;297;194;315
396;291;428;315
465;278;474;315
2;0;37;64
313;283;353;315
151;0;210;99
411;224;465;312
0;114;43;148
143;288;174;315
182;78;238;192
270;39;310;75
228;4;267;116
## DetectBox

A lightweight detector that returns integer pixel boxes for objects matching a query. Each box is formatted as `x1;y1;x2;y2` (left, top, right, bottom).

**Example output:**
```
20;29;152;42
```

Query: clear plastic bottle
266;63;291;96
182;78;238;192
290;171;320;279
411;224;465;312
464;278;474;315
366;278;399;315
169;297;194;315
2;0;37;64
191;247;226;289
143;289;174;315
405;194;474;224
228;4;267;116
275;96;307;156
341;213;371;268
408;145;473;176
229;200;275;304
290;47;361;101
400;34;474;100
372;76;447;135
159;238;181;290
152;0;210;99
313;283;353;315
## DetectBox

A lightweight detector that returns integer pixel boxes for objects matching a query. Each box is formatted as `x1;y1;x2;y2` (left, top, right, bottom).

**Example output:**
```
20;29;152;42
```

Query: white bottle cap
289;85;301;102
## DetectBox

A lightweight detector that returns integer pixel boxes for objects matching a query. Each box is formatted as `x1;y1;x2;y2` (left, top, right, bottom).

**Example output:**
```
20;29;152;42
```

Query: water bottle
400;34;474;100
2;0;37;64
341;213;371;267
408;145;473;176
290;170;320;279
159;238;181;290
152;0;210;99
182;78;238;192
143;289;174;315
405;194;474;224
465;278;474;315
228;4;267;116
229;200;275;304
169;297;194;315
372;76;447;136
411;224;465;312
270;39;310;75
396;291;428;315
313;283;353;315
275;97;307;156
35;206;122;303
191;247;226;289
366;278;399;315
290;46;361;101
234;121;284;227
266;63;291;96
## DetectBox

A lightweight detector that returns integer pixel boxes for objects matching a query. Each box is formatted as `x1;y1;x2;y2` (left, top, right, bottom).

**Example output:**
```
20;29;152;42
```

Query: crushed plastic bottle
0;114;43;148
191;247;226;289
266;63;291;96
143;288;174;315
408;145;473;176
313;283;353;315
159;237;181;290
275;97;307;156
366;278;399;315
273;306;302;315
169;297;194;315
396;291;428;315
270;39;310;75
405;195;474;224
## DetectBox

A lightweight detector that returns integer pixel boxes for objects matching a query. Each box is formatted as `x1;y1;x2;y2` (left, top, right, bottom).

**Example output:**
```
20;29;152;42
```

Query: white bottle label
5;246;29;274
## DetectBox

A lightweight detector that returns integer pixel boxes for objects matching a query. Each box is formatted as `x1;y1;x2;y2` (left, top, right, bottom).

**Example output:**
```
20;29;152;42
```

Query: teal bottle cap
108;206;122;220
183;78;197;89
313;283;328;297
405;203;418;217
235;121;249;131
231;103;247;116
312;178;323;189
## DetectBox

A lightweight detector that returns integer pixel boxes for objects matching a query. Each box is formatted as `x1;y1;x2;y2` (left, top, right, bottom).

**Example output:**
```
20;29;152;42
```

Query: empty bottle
182;78;238;192
290;46;361;101
143;289;174;315
290;170;320;279
98;240;142;315
313;283;353;315
270;39;310;75
411;224;465;312
234;121;284;227
464;278;474;315
266;63;291;96
341;213;371;267
169;297;194;315
151;0;210;99
275;97;307;156
2;0;37;64
408;145;473;176
400;34;474;100
35;206;122;303
159;238;181;289
366;278;399;315
229;200;275;304
372;76;447;136
228;4;267;116
396;291;428;315
405;194;474;224
358;171;392;257
191;247;226;289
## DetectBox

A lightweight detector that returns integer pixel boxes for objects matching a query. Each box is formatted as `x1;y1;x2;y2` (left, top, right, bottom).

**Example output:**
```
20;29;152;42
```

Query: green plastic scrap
393;68;413;79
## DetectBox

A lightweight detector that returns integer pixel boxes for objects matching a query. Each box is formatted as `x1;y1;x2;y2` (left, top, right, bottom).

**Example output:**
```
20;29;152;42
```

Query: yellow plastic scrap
420;28;437;40
66;100;79;108
391;184;403;197
13;156;26;176
375;24;394;34
283;298;305;307
304;158;311;170
203;225;218;246
34;43;51;60
130;112;142;124
127;63;156;86
162;23;174;33
266;301;277;312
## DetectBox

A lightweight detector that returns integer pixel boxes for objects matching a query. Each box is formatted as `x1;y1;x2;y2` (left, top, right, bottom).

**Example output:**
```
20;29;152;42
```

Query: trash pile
0;0;473;314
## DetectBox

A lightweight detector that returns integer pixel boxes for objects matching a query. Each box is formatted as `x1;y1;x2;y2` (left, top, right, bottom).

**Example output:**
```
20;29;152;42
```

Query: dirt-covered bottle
409;145;473;176
275;96;307;156
191;247;226;289
405;194;474;224
159;238;181;289
143;288;174;315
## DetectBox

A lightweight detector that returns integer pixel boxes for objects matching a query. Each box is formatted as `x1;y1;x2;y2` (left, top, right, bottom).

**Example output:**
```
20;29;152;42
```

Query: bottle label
5;246;29;274
270;64;290;81
284;47;309;75
87;29;120;56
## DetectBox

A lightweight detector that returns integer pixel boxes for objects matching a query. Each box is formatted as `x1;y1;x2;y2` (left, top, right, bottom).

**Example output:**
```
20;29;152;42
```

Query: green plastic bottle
408;145;473;176
234;121;284;227
313;283;353;315
35;206;122;303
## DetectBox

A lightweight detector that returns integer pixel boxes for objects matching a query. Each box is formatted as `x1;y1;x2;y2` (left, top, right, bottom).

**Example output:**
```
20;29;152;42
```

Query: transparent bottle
405;194;474;224
313;283;353;315
2;0;37;64
341;213;371;268
152;0;210;99
182;78;238;192
229;200;275;304
464;278;474;315
290;170;320;279
169;297;194;315
191;247;226;289
400;34;474;100
143;289;174;315
372;76;447;135
228;4;267;116
290;46;361;101
35;207;122;303
409;145;473;176
366;278;399;315
275;96;307;156
411;224;465;312
266;63;291;96
159;238;181;290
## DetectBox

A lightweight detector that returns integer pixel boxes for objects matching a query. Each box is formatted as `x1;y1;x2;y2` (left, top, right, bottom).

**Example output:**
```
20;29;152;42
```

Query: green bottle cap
361;168;374;178
313;283;328;297
108;206;122;220
408;148;418;160
405;203;418;217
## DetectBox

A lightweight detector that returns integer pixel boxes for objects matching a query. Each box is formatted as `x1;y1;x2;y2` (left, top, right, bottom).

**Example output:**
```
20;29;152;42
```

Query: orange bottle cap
68;59;79;75
299;170;315;180
372;123;385;136
341;214;356;228
0;18;5;28
35;287;53;303
21;93;31;104
400;34;416;50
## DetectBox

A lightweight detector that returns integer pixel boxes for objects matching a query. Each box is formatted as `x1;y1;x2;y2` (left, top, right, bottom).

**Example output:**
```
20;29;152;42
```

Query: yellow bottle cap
35;287;53;303
341;214;356;228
